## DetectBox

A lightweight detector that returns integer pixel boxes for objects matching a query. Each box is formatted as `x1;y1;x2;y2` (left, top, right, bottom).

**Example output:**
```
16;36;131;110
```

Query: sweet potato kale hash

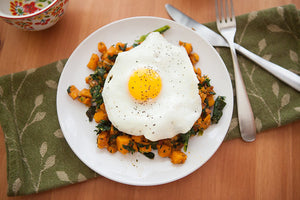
67;26;226;164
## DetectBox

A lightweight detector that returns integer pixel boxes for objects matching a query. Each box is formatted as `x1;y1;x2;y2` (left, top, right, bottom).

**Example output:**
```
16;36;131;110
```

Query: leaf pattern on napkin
53;129;64;138
0;60;98;196
272;82;280;97
78;173;87;182
277;6;284;18
56;171;72;183
258;38;267;54
290;50;298;63
12;178;22;195
40;142;47;158
45;80;58;89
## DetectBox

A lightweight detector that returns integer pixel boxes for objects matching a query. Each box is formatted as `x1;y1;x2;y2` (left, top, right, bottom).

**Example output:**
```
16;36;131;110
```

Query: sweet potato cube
170;151;187;164
98;42;107;53
115;42;126;52
107;144;118;153
157;144;172;158
137;142;151;153
77;96;91;106
190;52;199;65
79;88;92;98
116;135;131;154
67;85;80;99
207;96;215;107
107;46;117;57
93;110;108;123
87;53;99;71
97;132;109;149
131;135;144;143
179;41;193;55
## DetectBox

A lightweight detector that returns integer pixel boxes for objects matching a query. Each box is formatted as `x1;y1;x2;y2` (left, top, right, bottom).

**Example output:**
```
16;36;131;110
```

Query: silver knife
165;4;300;92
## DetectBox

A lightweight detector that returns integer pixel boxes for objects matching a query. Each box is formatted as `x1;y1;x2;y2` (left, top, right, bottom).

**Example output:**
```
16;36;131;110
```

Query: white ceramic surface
56;16;234;186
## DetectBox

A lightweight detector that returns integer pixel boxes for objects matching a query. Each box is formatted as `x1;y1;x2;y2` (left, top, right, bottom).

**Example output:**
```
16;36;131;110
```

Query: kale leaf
211;96;226;124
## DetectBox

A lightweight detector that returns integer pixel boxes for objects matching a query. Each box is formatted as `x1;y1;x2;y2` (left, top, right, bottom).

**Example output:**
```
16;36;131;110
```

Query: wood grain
0;0;299;199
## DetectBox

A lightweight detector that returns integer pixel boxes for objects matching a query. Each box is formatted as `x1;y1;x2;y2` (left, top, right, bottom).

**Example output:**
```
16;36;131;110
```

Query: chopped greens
90;85;103;109
96;120;111;133
198;77;211;88
122;141;136;154
179;128;198;152
91;67;107;85
143;152;155;159
86;106;96;122
133;25;170;45
151;141;158;150
118;43;127;51
67;86;71;93
211;96;226;124
108;54;118;62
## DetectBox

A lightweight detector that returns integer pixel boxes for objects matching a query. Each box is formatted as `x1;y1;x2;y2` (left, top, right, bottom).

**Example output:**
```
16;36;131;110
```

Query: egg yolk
128;68;162;102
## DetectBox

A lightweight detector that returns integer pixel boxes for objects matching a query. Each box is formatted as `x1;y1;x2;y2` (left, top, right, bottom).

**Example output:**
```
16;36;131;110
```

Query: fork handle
234;43;300;92
229;44;256;142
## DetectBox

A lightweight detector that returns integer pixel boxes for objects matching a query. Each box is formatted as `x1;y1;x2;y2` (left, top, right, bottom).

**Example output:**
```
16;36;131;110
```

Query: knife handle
234;43;300;92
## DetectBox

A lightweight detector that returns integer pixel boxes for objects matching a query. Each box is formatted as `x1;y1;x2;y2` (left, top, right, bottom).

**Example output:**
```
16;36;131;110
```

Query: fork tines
215;0;235;23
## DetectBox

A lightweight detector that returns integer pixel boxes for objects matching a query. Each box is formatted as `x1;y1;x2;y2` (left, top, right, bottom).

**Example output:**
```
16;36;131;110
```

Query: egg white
102;32;202;141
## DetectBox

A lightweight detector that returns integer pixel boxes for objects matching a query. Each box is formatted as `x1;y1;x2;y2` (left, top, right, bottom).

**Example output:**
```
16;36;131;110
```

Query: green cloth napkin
0;4;299;196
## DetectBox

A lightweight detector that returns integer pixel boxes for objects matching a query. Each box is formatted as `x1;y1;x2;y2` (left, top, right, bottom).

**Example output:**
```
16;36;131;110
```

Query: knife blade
165;4;300;92
166;4;228;47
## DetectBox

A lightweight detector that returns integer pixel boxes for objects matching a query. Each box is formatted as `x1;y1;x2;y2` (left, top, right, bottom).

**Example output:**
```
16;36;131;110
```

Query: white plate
56;16;233;186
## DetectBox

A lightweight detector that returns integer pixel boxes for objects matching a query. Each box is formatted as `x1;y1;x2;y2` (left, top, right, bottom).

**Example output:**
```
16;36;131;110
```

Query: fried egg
102;32;202;141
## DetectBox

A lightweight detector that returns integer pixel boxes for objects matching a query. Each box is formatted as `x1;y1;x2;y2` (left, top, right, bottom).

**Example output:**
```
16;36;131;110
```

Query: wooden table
1;0;299;199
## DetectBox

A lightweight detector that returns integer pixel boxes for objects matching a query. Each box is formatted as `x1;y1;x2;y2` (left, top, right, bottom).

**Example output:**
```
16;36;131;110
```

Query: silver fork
215;0;256;142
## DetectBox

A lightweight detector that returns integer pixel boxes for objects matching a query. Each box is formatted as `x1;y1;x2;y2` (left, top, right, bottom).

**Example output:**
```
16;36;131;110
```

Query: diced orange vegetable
101;52;108;61
179;41;193;55
115;42;126;52
205;108;212;115
98;42;107;53
85;75;98;87
100;103;106;111
97;131;109;149
170;151;187;164
79;88;92;98
110;125;118;135
200;93;207;103
195;114;211;130
85;75;92;84
157;144;171;158
77;96;91;106
207;96;215;107
137;142;151;153
132;142;138;152
116;135;131;154
131;135;143;143
202;114;211;129
67;85;80;99
105;73;109;79
190;53;199;65
107;46;117;57
93;110;108;123
87;53;99;71
107;144;117;153
194;67;201;77
126;46;133;51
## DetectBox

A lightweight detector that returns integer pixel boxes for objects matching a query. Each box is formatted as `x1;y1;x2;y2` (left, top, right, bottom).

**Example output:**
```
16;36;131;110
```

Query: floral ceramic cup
0;0;69;31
